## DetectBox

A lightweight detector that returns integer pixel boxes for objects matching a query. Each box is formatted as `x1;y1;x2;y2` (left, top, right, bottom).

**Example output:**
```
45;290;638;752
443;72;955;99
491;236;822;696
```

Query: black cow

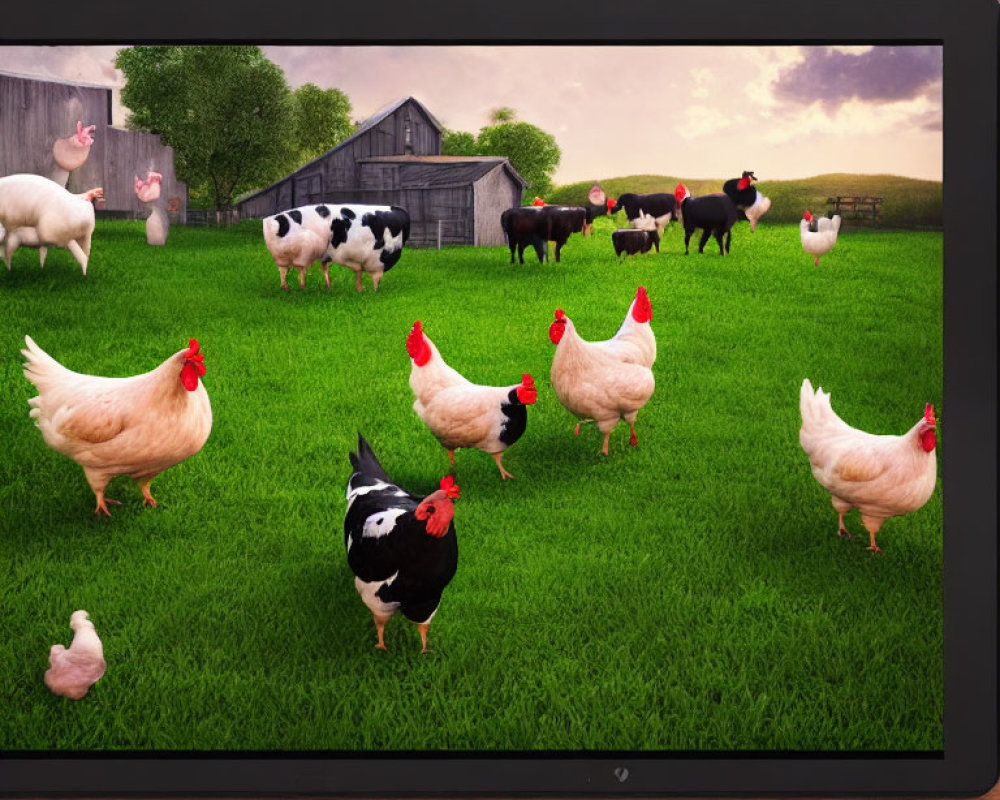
609;193;678;251
612;229;659;259
673;184;738;256
542;205;593;262
500;205;593;264
500;206;546;264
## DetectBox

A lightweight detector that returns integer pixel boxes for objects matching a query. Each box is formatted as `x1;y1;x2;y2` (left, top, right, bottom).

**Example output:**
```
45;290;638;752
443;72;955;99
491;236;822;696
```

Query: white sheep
44;610;107;700
0;174;102;275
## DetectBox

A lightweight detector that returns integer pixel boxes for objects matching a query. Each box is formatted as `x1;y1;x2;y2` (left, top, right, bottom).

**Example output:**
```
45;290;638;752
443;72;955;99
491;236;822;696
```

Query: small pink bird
45;610;107;700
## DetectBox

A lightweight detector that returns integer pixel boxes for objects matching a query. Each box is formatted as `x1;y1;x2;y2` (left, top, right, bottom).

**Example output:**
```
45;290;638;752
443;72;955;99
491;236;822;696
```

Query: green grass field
0;212;942;752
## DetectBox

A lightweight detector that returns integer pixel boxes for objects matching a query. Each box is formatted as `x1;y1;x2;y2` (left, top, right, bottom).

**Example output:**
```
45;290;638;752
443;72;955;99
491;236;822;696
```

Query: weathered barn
0;70;186;219
235;96;526;247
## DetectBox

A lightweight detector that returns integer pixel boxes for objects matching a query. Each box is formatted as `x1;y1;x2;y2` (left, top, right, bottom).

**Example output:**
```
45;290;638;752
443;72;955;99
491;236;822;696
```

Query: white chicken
44;610;107;700
800;210;841;266
22;336;212;516
548;287;657;455
407;320;538;480
799;378;938;553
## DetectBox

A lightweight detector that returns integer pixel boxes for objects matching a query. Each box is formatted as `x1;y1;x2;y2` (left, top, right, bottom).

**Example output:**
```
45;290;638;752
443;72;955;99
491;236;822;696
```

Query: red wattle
549;319;566;345
517;374;538;404
180;362;200;391
920;429;937;452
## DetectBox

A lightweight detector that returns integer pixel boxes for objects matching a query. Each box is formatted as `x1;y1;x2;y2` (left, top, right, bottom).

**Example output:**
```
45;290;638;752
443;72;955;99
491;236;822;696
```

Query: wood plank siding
0;71;186;219
235;96;526;247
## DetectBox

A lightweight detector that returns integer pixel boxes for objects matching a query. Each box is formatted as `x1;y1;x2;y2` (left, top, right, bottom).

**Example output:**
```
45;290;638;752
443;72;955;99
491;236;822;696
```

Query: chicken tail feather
349;433;393;484
22;335;72;392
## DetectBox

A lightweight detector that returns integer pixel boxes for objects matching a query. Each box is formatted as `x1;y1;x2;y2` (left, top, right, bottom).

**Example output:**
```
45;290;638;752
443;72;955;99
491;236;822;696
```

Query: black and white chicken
344;434;460;652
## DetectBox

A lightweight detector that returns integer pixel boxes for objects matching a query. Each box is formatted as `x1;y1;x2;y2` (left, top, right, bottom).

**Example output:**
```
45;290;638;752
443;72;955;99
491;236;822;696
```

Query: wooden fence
826;195;883;224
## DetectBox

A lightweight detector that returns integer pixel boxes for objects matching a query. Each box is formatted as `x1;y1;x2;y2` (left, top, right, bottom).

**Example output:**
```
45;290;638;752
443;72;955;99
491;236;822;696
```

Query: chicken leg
140;481;158;508
861;514;885;554
491;452;514;480
372;611;392;650
417;623;430;653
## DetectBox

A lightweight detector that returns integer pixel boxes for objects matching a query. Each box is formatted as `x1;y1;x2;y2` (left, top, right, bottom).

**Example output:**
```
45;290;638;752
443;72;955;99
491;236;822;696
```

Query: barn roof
0;69;116;93
235;95;445;205
359;155;528;188
353;96;444;137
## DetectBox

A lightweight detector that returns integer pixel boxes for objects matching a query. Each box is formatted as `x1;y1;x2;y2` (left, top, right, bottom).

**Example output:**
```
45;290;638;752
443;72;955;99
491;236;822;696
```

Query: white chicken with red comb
549;286;657;456
799;378;938;553
407;320;537;480
800;210;841;266
21;336;212;516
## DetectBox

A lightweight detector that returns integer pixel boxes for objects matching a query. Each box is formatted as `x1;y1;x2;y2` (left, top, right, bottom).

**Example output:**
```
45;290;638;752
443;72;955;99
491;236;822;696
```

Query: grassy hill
547;173;942;229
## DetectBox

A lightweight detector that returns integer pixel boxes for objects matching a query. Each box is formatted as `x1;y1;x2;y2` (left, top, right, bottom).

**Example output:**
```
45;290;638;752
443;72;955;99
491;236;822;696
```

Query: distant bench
827;195;883;225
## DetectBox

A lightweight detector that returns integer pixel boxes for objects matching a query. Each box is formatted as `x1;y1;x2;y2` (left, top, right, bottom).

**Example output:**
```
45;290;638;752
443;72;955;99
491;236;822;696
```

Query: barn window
404;112;413;155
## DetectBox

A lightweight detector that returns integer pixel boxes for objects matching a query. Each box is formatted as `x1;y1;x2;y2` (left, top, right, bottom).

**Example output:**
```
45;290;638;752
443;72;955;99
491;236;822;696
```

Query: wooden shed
235;96;527;247
0;70;186;219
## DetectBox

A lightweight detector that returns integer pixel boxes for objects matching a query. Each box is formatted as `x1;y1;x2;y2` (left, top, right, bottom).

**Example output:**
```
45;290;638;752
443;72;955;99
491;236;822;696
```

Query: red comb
440;474;460;499
924;404;936;425
738;176;751;191
186;339;200;357
803;210;813;222
632;286;652;323
674;184;688;203
555;309;566;322
407;321;431;366
607;197;615;210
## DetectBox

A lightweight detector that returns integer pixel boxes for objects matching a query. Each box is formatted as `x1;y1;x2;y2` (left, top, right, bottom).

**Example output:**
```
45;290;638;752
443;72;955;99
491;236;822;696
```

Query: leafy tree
290;83;354;166
440;128;478;156
115;46;296;210
489;106;517;124
475;121;561;199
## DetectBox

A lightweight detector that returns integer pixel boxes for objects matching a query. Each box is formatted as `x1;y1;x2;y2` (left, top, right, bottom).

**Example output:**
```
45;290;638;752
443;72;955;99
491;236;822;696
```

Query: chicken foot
93;491;122;517
836;513;853;539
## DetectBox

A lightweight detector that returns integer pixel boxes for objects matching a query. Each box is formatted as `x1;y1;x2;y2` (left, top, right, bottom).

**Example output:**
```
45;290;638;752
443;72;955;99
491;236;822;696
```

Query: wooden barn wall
237;99;441;218
0;73;108;191
102;127;187;217
474;166;521;247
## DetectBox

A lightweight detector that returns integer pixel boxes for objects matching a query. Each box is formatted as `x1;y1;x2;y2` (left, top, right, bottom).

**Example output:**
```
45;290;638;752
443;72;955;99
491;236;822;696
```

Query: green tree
488;106;517;124
115;46;296;210
290;83;354;166
475;121;561;199
440;128;478;156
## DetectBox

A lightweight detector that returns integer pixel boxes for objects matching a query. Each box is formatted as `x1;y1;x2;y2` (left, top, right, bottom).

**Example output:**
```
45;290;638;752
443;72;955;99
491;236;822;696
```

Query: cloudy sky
0;44;943;184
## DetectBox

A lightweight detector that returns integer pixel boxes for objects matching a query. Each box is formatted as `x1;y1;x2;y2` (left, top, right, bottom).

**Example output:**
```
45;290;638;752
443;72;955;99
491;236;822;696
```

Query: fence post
437;220;442;250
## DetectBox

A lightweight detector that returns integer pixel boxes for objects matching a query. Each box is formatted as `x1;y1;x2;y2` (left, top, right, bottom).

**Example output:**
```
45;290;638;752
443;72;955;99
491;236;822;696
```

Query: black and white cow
500;205;593;264
609;193;678;250
611;229;659;259
673;184;738;256
721;171;771;232
263;203;410;292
